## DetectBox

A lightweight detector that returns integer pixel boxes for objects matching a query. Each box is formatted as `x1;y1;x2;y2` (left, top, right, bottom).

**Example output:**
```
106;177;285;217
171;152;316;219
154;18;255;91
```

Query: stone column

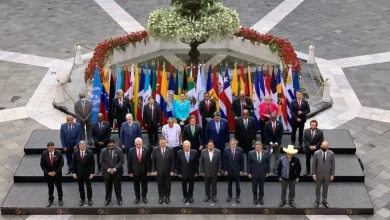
307;44;315;65
322;80;331;103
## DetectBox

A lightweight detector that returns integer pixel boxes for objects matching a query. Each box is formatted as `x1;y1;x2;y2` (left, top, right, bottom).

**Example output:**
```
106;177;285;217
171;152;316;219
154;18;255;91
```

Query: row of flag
91;62;300;132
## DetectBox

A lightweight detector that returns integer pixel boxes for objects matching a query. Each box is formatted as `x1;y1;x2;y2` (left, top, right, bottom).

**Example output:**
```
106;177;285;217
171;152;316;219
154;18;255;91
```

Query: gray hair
183;140;191;147
126;113;133;119
264;95;271;101
134;137;142;144
230;137;238;143
116;89;124;94
214;111;221;117
79;140;87;145
255;141;263;147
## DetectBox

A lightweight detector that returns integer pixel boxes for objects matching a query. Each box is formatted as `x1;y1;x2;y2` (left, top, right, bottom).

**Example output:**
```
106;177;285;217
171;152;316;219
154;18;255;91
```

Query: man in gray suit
74;93;93;145
99;139;124;206
312;141;335;209
200;140;221;203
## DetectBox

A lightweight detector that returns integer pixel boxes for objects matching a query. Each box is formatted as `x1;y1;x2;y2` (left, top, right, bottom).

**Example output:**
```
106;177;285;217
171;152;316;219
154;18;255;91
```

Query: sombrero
283;145;298;154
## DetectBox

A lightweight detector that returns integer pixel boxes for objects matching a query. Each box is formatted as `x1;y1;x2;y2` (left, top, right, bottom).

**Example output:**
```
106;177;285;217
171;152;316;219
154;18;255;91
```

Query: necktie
119;99;123;107
99;122;102;130
138;149;141;162
50;153;54;166
257;152;261;163
69;125;72;132
150;105;153;116
311;130;315;139
206;101;210;110
298;100;301;109
272;122;276;134
110;150;114;168
244;119;248;129
241;101;244;115
232;149;235;160
216;122;220;133
162;148;165;158
81;151;84;163
82;100;86;113
186;152;189;163
323;152;326;163
191;126;195;136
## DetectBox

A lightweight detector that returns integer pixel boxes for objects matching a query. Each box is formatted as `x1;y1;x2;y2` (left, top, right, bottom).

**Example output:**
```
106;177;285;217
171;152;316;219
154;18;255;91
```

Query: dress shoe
58;198;63;207
188;197;193;203
253;198;258;205
303;171;310;176
134;198;140;204
236;197;240;204
279;201;286;207
323;201;330;209
159;197;164;204
96;168;101;175
212;197;217;203
183;198;188;203
104;200;111;206
226;195;232;202
259;199;264;205
66;169;72;175
289;201;296;208
165;197;170;204
314;201;319;208
88;199;93;206
46;200;53;207
203;197;210;202
118;200;123;206
79;199;85;206
142;197;148;204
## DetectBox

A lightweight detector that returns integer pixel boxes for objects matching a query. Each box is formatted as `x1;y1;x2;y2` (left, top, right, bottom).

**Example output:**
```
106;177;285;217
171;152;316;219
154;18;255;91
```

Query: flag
160;64;168;125
167;67;175;119
265;64;271;96
232;63;239;97
152;63;157;98
270;67;278;106
239;64;246;95
99;85;109;121
182;66;188;93
293;66;300;92
102;66;109;92
174;66;181;100
155;63;161;104
114;64;122;97
150;64;154;88
143;65;152;117
219;65;235;131
285;66;295;131
128;65;135;104
136;66;145;124
187;75;199;123
124;65;130;97
196;64;206;126
218;65;226;118
253;66;262;130
276;67;288;130
259;65;266;101
247;65;253;100
212;65;219;110
133;64;140;120
206;64;218;110
108;67;116;126
91;66;102;123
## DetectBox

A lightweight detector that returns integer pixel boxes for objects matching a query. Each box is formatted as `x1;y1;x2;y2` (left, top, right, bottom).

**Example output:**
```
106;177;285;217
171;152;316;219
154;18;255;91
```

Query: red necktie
272;122;276;134
298;100;301;109
206;101;210;110
50;153;54;166
81;151;84;163
137;149;141;162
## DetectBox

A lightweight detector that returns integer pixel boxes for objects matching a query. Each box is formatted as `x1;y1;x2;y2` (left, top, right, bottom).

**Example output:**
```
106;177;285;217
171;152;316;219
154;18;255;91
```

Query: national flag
218;65;226;118
247;65;253;100
128;65;135;104
231;63;239;98
102;66;109;92
99;85;109;121
270;67;278;106
182;66;188;93
152;63;157;98
155;63;161;104
206;64;218;110
143;65;152;118
212;65;219;110
259;65;266;101
160;64;168;125
253;66;262;130
133;64;140;120
150;64;154;88
219;65;235;131
136;66;145;124
174;66;181;100
196;64;206;126
114;64;122;97
124;65;130;97
108;67;116;126
285;66;295;131
239;64;247;95
167;66;175;119
276;67;288;130
293;66;300;92
187;75;199;123
91;66;102;123
265;64;271;96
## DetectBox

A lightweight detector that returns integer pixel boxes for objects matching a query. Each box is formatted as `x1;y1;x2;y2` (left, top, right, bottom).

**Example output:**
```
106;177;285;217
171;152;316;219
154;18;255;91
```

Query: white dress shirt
208;150;214;162
162;123;181;147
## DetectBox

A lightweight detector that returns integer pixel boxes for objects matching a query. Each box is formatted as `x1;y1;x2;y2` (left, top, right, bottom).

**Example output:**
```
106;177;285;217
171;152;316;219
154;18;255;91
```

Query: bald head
79;93;85;99
97;113;104;122
243;109;249;119
239;91;246;100
66;115;73;125
321;141;329;152
270;112;277;122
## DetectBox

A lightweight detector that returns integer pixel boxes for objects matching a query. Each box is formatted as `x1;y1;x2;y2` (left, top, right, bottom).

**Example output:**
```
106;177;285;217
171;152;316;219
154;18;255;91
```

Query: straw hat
283;145;298;154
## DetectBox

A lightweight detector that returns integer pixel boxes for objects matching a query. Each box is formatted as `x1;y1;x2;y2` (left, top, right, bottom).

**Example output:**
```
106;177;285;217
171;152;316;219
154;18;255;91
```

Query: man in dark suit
91;113;111;174
120;113;142;153
143;96;161;147
264;112;284;174
234;109;256;155
182;115;204;158
128;137;151;204
231;91;254;119
199;92;216;140
205;111;229;169
152;137;175;204
112;89;133;137
176;140;198;203
60;115;81;174
74;93;93;145
200;140;221;203
247;141;270;205
72;140;95;206
40;142;64;207
223;138;244;203
99;139;124;206
302;120;324;176
290;90;310;147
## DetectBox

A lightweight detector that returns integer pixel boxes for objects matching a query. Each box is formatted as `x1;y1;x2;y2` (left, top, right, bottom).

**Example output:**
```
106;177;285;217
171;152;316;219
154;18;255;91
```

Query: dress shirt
107;149;116;172
269;122;278;146
208;150;214;162
162;124;181;147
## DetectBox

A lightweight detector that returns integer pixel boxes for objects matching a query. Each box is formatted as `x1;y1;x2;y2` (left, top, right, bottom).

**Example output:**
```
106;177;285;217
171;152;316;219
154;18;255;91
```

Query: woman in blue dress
173;92;190;131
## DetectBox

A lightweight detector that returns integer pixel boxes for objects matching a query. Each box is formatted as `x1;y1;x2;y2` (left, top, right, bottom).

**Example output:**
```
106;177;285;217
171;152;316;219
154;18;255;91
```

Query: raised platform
24;129;356;155
14;154;364;183
1;182;373;215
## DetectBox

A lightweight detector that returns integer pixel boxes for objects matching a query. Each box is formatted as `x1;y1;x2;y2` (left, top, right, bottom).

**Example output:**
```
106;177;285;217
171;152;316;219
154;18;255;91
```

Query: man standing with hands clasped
224;138;244;203
312;141;335;209
200;140;221;203
290;90;310;147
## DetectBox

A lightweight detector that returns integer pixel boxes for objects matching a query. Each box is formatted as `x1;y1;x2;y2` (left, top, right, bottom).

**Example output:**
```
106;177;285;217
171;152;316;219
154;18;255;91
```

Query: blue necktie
216;122;220;133
186;152;189;163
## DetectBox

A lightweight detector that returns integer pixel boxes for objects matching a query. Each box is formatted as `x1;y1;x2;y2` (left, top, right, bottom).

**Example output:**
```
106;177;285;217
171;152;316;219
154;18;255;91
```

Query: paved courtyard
1;0;390;219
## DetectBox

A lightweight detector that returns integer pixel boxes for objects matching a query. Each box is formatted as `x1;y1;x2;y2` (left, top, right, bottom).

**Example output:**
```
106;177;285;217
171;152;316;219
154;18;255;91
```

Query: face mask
321;148;327;152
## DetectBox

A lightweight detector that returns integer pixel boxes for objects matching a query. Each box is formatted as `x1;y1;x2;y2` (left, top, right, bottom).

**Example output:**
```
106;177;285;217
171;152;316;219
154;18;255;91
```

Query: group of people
40;89;335;209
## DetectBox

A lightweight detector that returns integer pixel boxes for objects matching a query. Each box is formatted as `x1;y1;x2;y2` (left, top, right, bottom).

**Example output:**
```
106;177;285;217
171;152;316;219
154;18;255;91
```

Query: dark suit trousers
117;119;124;138
202;120;208;143
104;174;122;201
156;172;171;197
133;174;148;198
252;176;265;199
95;144;105;169
78;178;92;200
227;174;241;196
204;175;217;198
181;177;195;198
79;121;92;142
291;121;305;144
46;175;63;201
305;151;314;172
65;148;74;169
147;123;159;146
260;119;269;144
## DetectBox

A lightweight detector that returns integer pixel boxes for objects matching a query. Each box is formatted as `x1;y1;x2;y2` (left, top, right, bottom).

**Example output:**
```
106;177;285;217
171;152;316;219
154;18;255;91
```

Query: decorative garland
84;28;300;82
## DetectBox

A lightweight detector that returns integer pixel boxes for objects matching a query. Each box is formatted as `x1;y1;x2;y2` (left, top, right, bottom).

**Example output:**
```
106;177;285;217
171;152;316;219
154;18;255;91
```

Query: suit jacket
205;118;229;150
119;122;142;149
151;147;175;174
74;99;92;124
127;146;151;176
223;147;244;175
176;149;199;179
40;150;64;176
234;117;256;148
247;150;270;178
290;99;310;124
312;150;335;180
199;99;217;123
264;120;284;145
199;149;221;177
60;123;81;148
303;128;324;153
99;147;124;179
259;102;278;121
72;149;95;180
182;124;204;150
112;97;133;122
143;102;161;127
277;155;301;180
91;121;111;147
231;97;254;118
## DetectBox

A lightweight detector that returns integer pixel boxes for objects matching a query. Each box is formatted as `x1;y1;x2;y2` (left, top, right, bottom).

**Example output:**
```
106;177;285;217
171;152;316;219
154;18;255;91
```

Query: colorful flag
196;64;206;126
174;66;181;100
212;65;219;110
270;67;278;106
124;65;130;97
114;64;122;97
239;64;247;95
253;66;262;130
160;64;168;125
103;66;109;92
285;66;295;131
182;66;188;93
187;75;199;123
293;66;300;92
133;64;140;120
108;67;116;126
99;85;110;121
136;66;145;124
155;63;161;104
91;66;102;123
167;67;175;119
218;65;226;118
206;64;217;110
231;63;239;98
143;65;152;117
152;63;157;98
128;65;135;104
247;65;253;100
265;64;271;96
276;67;288;130
259;65;266;101
218;65;234;131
